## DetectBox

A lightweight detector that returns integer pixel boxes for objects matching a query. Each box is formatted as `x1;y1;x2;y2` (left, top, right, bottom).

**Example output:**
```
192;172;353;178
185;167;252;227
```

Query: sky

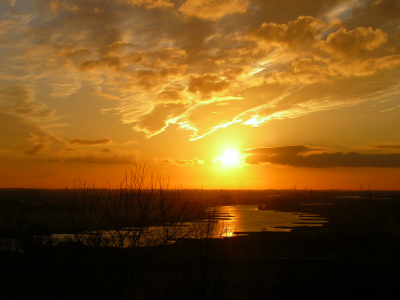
1;0;400;190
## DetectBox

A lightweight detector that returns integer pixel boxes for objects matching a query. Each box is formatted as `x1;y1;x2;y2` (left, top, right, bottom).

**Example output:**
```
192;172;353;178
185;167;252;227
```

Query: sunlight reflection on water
209;205;328;237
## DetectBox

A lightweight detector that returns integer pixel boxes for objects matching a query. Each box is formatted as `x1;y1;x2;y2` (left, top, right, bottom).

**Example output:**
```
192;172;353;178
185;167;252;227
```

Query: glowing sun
221;149;239;165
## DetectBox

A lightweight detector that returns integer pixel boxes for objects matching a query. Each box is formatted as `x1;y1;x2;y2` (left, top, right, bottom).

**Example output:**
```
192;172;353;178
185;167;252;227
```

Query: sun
221;149;239;165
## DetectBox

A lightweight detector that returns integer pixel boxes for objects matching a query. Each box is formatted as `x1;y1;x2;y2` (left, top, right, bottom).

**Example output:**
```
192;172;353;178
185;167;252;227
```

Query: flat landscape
1;188;400;299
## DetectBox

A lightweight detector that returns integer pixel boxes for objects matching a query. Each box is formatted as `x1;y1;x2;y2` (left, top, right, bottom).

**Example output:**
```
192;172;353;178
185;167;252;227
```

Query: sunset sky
1;0;400;190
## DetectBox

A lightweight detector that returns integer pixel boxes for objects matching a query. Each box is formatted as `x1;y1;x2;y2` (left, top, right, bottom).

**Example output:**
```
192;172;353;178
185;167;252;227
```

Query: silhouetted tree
66;166;192;300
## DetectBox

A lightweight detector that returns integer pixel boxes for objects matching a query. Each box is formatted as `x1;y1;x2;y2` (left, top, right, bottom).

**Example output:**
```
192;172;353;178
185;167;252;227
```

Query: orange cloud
24;143;46;156
69;138;112;145
0;85;56;119
152;157;206;167
64;154;137;164
59;48;91;58
133;103;189;137
121;0;174;9
178;0;249;20
80;53;122;72
188;73;230;97
323;27;387;58
248;16;324;50
154;90;185;103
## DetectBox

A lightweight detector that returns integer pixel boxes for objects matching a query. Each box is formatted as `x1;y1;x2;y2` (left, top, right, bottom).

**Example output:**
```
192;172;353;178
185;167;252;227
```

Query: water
51;205;328;244
208;205;328;236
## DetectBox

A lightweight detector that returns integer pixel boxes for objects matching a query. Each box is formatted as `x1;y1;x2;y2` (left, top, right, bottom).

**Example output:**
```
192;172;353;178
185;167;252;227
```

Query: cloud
79;48;187;76
179;0;249;20
24;143;46;156
363;0;400;21
0;85;56;118
222;68;244;80
151;157;205;167
23;133;53;155
128;64;189;90
69;138;112;145
369;145;400;150
121;0;174;9
0;112;67;154
2;0;400;144
245;147;400;168
323;27;387;58
100;41;135;55
80;53;123;72
133;103;189;137
64;154;137;164
97;92;120;100
248;15;324;51
187;73;230;98
59;48;91;58
243;145;321;155
154;90;185;103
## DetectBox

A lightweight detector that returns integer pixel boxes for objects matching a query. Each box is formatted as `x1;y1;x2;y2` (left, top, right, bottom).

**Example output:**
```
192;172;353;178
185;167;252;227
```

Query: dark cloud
245;150;400;168
248;15;324;50
168;18;215;57
250;0;337;24
154;90;184;103
323;27;387;58
24;143;45;156
59;47;91;58
353;0;400;23
69;138;112;145
79;54;123;72
122;0;174;10
188;74;230;96
369;0;400;20
222;68;244;80
243;145;320;155
369;145;400;150
64;154;136;164
129;64;189;90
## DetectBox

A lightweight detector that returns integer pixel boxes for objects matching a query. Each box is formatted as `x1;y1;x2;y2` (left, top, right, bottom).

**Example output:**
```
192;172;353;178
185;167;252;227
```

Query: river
208;205;328;236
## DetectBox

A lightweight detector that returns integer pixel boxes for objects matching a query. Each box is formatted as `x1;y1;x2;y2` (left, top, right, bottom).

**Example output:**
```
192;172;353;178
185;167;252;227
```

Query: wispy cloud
64;154;136;164
151;157;205;167
69;138;112;145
